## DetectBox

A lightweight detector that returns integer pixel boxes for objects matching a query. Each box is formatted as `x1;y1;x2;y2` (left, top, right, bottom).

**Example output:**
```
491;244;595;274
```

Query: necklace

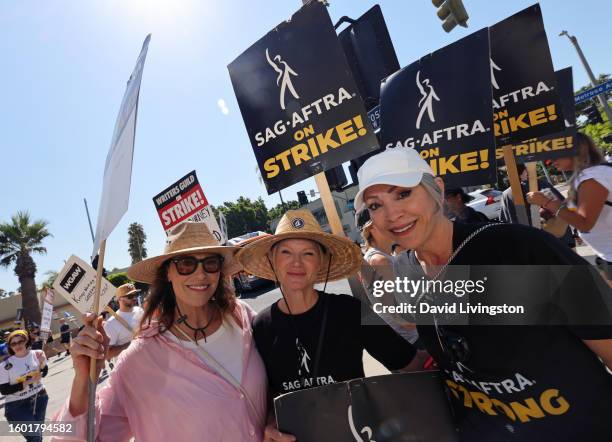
175;303;217;344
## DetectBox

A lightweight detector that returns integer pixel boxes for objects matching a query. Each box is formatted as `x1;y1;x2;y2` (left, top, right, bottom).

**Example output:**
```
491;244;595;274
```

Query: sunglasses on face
121;294;139;301
9;340;26;348
170;256;224;276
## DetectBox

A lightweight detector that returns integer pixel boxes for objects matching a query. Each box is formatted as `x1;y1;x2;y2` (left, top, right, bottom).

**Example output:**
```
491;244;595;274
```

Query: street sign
367;105;381;132
574;79;612;104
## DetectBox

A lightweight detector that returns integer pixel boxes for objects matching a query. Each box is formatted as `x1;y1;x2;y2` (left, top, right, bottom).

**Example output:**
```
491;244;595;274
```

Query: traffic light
325;165;348;192
297;191;309;206
585;104;603;124
432;0;469;33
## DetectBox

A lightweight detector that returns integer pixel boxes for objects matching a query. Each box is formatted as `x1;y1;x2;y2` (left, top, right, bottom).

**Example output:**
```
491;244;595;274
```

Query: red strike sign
157;184;209;229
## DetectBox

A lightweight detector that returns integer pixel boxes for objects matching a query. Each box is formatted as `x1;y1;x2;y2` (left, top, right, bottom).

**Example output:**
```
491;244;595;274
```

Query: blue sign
574;79;612;104
367;105;381;132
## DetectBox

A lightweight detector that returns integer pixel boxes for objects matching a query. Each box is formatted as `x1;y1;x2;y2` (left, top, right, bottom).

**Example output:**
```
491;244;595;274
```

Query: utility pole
560;30;612;127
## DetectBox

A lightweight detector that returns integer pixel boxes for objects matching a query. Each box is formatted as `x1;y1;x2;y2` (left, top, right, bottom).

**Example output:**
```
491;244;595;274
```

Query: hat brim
236;231;363;283
354;171;424;213
127;245;240;284
119;288;142;298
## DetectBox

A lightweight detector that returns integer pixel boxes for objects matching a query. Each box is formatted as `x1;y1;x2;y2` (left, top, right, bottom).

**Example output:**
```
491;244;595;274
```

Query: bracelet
554;202;568;217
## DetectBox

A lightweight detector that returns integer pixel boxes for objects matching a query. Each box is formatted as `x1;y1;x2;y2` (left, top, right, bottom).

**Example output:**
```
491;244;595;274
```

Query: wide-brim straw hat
116;283;141;298
236;209;363;283
128;222;239;284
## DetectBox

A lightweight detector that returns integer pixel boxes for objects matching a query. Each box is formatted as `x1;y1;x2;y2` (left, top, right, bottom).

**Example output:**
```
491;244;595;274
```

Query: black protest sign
495;68;577;164
228;2;378;194
490;4;564;145
275;372;459;442
380;28;496;188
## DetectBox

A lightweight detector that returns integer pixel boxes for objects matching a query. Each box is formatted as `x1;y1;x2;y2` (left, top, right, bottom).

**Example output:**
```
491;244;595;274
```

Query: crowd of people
0;133;609;441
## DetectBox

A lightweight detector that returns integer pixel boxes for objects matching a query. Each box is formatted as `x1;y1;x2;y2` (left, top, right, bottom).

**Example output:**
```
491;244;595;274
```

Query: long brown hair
568;132;605;203
139;259;236;333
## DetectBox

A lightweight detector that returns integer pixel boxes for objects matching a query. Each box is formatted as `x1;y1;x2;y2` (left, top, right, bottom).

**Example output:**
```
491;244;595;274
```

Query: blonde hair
568;133;605;203
361;221;375;249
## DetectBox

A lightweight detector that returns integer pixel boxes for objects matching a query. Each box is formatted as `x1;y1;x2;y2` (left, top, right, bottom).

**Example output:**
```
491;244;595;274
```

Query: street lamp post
560;30;612;127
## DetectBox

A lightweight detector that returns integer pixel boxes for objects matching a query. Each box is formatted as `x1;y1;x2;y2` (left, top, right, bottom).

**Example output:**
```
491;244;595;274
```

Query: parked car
466;188;503;220
230;232;273;295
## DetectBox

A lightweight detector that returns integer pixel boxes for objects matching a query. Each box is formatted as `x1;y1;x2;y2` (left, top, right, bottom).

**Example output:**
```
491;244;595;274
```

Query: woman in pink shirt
52;222;267;441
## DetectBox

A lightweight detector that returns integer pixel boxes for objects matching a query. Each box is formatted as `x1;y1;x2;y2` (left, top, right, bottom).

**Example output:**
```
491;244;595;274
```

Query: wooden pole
87;239;106;442
314;172;344;235
502;146;530;226
525;162;541;228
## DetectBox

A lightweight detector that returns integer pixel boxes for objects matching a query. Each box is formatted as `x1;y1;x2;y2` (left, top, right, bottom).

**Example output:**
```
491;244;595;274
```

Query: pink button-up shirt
52;301;267;441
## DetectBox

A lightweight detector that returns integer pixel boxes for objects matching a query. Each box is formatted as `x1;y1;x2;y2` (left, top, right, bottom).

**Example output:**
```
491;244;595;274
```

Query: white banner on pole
92;34;151;256
53;255;116;315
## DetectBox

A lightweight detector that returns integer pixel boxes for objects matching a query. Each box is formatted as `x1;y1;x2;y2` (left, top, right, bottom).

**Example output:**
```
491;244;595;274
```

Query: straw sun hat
128;222;239;284
116;283;141;298
236;209;363;283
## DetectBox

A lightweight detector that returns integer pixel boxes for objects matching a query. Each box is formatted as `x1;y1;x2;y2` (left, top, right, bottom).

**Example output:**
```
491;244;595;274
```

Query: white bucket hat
354;148;435;212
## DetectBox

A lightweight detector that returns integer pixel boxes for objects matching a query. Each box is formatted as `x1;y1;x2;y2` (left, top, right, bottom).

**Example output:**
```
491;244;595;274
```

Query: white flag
92;34;151;256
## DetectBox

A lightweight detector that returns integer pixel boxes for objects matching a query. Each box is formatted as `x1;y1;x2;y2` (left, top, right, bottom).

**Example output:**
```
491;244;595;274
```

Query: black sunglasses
121;294;139;301
170;256;224;276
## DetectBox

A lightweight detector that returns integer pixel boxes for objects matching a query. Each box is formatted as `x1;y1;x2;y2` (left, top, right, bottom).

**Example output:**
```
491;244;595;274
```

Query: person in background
58;318;71;357
444;187;489;223
0;330;49;442
29;327;43;350
528;133;611;282
103;283;144;360
357;209;419;344
0;331;11;362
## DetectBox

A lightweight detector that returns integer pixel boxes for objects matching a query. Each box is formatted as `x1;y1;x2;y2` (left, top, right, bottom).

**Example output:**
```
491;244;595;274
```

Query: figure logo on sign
416;71;440;129
348;405;376;442
490;59;502;90
296;339;311;376
266;49;300;110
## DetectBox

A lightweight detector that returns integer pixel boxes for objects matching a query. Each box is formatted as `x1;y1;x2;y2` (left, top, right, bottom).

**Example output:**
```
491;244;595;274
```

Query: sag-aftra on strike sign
228;1;378;194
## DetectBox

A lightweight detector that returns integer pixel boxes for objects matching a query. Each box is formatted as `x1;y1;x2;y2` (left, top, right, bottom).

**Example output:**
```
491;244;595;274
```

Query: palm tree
41;270;59;290
0;211;51;325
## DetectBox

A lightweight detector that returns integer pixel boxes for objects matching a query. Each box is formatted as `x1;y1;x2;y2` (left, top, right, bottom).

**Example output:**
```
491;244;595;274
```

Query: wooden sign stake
525;162;541;228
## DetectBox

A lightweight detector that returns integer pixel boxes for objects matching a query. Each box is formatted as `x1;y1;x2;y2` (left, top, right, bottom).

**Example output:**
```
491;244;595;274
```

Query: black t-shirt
411;222;612;442
252;292;416;398
60;324;70;342
457;206;489;224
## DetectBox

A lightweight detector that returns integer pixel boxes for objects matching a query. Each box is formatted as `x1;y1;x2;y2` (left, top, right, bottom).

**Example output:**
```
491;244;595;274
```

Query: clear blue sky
1;0;610;292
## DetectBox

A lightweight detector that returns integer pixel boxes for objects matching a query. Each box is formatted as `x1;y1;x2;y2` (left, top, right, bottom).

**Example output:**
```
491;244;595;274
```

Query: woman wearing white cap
52;222;267;441
355;148;612;442
237;209;421;442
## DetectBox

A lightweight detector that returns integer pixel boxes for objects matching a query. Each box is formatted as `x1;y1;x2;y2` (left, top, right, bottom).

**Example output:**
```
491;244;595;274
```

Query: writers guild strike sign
380;28;496;188
275;372;459;442
490;4;564;146
153;170;222;242
53;255;116;315
496;67;577;164
228;1;379;194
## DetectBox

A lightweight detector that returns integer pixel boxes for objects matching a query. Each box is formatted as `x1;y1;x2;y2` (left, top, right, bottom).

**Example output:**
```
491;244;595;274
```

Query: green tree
216;197;270;239
267;200;300;223
0;211;51;324
107;272;132;288
40;270;58;290
574;74;612;154
127;222;147;264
